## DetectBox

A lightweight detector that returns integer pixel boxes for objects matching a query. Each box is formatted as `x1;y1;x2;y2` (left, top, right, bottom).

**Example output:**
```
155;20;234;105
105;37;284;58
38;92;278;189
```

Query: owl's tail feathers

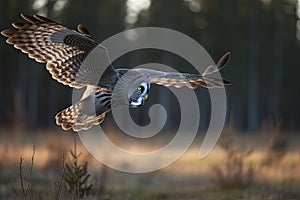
55;99;106;132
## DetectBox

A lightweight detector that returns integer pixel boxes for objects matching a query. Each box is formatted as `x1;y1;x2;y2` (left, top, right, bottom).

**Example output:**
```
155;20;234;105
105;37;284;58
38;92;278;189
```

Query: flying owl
1;14;231;131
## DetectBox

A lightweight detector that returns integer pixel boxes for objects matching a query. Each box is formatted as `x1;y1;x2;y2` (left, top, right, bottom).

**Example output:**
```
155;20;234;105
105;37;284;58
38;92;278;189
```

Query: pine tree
64;137;93;198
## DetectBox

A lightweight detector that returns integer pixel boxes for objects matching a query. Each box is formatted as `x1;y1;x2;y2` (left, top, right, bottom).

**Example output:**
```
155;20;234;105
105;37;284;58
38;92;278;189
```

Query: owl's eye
137;85;145;93
144;94;148;100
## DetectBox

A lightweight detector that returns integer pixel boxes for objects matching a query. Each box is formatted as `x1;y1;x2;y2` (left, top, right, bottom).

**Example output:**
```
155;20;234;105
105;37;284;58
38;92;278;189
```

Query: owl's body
1;14;231;131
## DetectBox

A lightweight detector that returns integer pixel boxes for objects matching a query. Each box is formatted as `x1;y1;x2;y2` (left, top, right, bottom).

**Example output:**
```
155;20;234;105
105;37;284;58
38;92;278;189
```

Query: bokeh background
0;0;299;199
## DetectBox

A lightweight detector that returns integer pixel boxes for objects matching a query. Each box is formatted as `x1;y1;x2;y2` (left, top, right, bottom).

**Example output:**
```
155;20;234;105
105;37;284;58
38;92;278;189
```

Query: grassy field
0;128;299;200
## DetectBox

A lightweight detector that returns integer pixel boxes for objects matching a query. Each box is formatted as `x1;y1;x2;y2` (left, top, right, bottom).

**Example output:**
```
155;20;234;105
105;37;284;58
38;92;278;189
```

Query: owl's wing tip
1;29;14;37
223;79;231;85
77;24;93;39
20;13;29;19
201;52;231;76
216;51;231;70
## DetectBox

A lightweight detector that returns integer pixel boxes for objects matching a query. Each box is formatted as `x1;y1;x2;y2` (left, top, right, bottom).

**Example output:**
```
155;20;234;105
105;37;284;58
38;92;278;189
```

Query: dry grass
0;128;299;199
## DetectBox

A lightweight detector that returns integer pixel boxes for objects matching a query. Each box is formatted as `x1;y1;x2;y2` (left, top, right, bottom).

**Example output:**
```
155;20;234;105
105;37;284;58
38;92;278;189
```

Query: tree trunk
268;0;283;121
247;0;260;131
27;64;39;129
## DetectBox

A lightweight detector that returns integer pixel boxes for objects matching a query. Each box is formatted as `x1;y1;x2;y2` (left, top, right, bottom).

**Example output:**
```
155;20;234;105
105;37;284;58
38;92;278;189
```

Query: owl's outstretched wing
138;52;231;89
1;14;115;88
55;90;112;131
150;73;230;89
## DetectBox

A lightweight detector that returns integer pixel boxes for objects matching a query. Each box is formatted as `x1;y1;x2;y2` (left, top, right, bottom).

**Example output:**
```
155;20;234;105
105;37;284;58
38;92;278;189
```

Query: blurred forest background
0;0;299;132
0;0;300;199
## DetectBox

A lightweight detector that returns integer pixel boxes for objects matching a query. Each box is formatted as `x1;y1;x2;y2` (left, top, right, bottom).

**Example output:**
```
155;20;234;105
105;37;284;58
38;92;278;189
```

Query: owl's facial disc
129;82;150;108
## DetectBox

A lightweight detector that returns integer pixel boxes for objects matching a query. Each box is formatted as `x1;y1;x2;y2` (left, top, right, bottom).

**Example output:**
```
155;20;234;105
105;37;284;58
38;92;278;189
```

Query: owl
1;14;231;131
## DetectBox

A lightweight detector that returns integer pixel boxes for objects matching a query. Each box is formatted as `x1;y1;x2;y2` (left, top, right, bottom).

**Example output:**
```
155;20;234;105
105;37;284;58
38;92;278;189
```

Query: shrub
211;133;255;189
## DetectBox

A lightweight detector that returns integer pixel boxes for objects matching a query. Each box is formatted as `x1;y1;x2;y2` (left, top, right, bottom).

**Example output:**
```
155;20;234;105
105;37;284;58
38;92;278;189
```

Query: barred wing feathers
151;73;230;89
1;14;112;88
137;69;230;89
138;52;231;89
55;94;107;131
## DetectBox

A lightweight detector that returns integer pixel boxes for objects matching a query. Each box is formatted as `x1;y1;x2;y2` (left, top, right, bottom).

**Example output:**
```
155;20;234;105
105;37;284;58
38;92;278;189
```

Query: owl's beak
141;98;145;106
130;97;144;108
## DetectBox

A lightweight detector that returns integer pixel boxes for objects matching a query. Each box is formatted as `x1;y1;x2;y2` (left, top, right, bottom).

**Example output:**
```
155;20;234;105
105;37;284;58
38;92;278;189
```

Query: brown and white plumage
1;14;113;88
55;93;108;131
1;14;231;132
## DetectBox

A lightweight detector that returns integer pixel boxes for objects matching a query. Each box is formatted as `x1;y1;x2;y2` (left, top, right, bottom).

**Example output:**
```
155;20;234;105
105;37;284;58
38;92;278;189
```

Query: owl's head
128;80;150;107
112;70;151;108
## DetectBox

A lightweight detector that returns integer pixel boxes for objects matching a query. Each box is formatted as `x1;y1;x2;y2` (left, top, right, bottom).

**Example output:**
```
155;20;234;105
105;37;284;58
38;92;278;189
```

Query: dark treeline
0;0;299;132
